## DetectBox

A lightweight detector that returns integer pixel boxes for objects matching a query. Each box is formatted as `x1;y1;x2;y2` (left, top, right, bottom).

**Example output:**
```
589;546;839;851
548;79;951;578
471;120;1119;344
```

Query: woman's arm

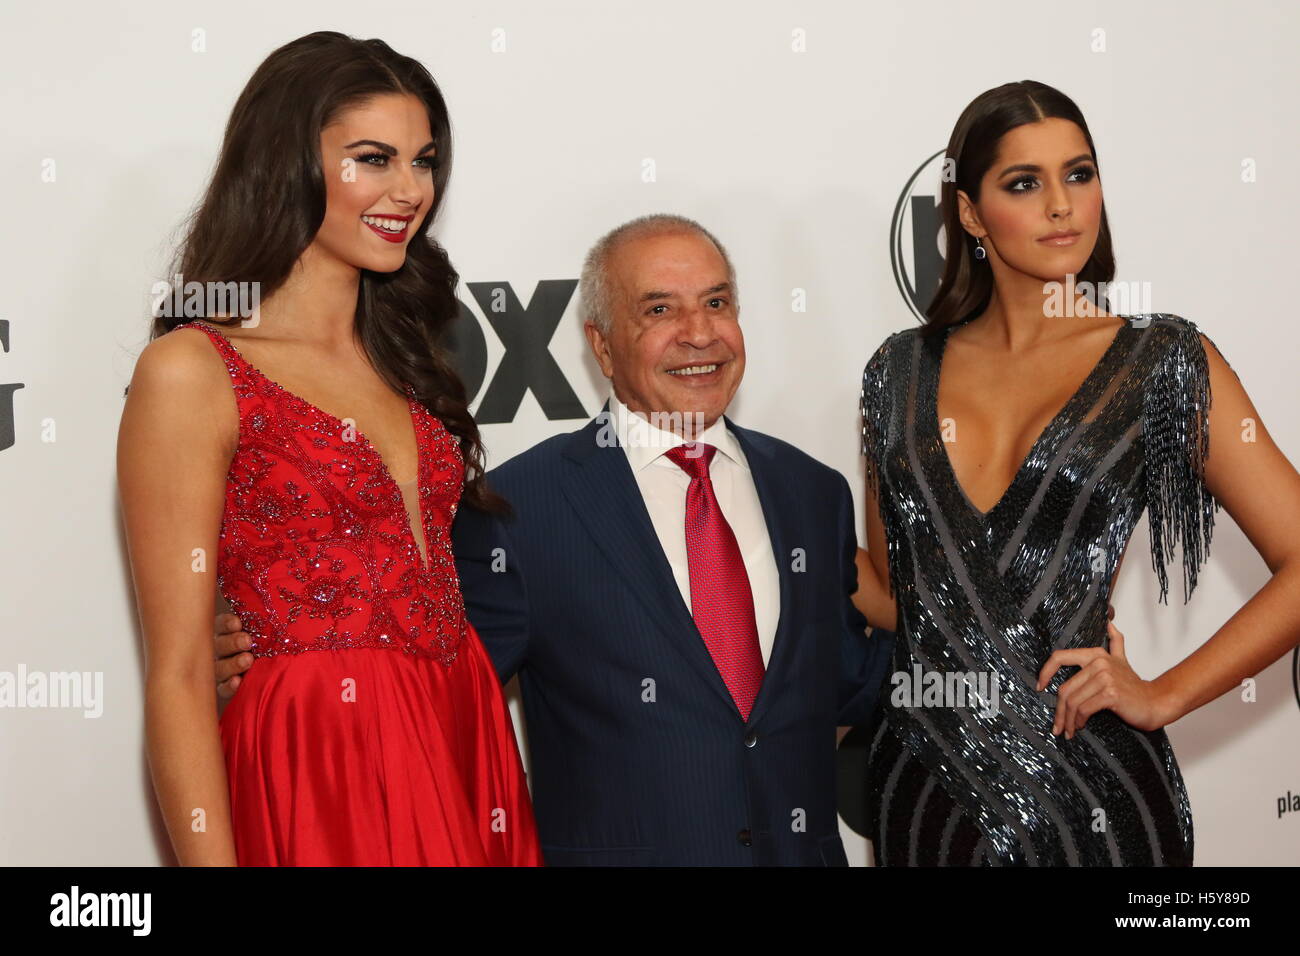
1048;333;1300;736
1147;334;1300;723
117;330;239;865
853;476;898;633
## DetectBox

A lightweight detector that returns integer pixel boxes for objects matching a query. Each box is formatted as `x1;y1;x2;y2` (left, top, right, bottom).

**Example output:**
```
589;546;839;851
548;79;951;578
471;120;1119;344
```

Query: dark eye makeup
354;150;439;170
1003;163;1097;194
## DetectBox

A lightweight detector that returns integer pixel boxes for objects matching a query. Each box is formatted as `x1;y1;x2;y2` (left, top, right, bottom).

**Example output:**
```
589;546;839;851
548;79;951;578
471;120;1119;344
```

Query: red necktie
665;442;765;721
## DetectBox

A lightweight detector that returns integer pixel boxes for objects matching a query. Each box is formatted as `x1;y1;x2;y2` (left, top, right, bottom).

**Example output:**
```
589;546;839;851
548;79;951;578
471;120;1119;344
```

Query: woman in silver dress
853;80;1300;865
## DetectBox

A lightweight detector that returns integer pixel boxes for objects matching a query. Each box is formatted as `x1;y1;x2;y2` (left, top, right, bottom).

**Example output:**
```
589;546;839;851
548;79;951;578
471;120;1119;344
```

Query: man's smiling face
585;229;744;434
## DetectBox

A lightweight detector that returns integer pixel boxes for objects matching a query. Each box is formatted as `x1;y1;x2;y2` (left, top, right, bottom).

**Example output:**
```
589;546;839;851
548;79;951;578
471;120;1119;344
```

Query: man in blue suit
453;214;894;865
215;213;894;865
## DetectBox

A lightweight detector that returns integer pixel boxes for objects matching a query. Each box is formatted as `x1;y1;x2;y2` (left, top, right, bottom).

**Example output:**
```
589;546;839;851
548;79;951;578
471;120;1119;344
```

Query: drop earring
974;236;987;261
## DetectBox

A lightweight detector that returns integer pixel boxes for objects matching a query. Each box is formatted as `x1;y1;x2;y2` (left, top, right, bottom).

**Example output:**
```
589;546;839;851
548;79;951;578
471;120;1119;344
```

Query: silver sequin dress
858;314;1227;866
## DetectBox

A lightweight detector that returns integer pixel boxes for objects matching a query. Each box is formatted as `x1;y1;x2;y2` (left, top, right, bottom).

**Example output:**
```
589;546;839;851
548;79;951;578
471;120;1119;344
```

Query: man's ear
956;189;984;239
584;322;616;379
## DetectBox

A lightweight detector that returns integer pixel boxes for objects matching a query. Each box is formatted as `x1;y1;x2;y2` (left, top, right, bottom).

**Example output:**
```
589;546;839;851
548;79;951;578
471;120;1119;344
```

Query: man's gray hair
578;213;738;336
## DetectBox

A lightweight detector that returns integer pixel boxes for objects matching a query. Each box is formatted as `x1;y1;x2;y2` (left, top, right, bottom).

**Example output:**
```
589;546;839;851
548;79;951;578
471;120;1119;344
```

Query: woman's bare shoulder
124;326;239;456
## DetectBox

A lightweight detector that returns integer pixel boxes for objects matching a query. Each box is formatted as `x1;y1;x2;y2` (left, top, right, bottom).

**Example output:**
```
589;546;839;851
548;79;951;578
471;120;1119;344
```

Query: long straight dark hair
925;80;1116;338
146;30;507;514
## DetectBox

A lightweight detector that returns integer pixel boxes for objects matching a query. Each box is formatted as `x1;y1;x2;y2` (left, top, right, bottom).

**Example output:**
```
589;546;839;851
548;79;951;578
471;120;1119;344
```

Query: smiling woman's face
959;116;1103;285
314;92;438;273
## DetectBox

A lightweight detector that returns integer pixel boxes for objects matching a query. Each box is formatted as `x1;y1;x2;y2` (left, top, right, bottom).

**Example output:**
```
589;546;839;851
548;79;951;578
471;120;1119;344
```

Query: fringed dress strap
1140;315;1224;604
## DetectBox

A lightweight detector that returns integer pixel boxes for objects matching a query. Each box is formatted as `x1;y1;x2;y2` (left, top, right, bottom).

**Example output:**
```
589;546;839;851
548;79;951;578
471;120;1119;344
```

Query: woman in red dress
118;32;542;866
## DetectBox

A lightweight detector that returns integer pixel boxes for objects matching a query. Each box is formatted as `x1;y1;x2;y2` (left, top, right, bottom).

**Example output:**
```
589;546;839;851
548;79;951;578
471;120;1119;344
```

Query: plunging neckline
189;321;432;575
931;315;1131;522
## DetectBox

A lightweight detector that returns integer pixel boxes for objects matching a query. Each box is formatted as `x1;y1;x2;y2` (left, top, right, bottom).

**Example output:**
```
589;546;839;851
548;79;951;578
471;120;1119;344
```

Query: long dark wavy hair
925;80;1116;338
144;31;507;514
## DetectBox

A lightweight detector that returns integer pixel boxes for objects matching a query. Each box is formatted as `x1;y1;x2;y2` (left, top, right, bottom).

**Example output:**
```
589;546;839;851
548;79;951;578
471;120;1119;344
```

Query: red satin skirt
219;623;542;866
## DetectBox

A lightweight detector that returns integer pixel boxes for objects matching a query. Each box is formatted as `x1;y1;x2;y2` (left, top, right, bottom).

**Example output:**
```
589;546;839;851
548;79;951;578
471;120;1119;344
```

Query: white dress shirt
607;390;780;667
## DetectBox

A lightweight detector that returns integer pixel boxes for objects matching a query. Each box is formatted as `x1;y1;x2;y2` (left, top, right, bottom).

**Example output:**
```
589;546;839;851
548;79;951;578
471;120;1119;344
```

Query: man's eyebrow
343;139;437;156
636;282;732;304
995;153;1094;178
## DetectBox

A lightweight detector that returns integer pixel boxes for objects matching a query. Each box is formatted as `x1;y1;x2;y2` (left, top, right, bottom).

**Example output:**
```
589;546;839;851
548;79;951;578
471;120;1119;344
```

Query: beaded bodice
175;321;469;666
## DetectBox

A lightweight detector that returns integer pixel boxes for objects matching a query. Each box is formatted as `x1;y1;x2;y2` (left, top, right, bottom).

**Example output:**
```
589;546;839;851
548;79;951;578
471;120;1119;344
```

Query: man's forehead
620;249;725;284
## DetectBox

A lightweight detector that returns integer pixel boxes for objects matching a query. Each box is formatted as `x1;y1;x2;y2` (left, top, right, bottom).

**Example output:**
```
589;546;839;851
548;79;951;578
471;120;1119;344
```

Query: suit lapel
559;405;738;715
726;419;795;727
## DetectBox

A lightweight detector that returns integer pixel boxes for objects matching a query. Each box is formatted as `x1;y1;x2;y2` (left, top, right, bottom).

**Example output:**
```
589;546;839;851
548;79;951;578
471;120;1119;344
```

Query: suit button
744;733;757;748
738;828;752;847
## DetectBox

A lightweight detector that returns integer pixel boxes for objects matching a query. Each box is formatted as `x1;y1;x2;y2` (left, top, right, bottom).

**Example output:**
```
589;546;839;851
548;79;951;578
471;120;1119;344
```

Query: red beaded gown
175;321;542;866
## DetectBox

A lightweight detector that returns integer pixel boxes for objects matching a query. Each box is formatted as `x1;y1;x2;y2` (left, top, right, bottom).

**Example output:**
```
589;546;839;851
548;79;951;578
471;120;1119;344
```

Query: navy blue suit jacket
451;407;895;865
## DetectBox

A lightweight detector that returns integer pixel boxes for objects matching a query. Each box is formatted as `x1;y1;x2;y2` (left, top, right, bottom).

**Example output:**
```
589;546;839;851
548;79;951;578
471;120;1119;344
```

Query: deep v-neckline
931;316;1131;522
190;321;431;574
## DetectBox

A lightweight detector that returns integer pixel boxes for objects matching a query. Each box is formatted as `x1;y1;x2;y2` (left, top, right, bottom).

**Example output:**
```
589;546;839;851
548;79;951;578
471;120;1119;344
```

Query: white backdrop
2;0;1297;865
